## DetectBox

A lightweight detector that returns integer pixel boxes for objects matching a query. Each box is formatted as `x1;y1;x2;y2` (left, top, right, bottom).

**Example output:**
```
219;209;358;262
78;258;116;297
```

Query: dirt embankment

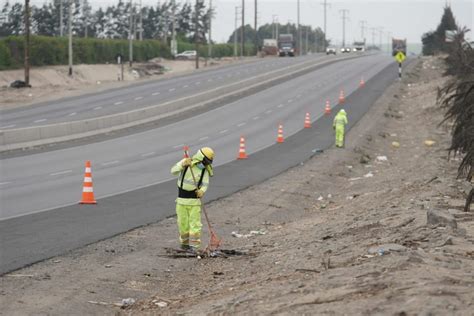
0;57;255;109
0;57;473;315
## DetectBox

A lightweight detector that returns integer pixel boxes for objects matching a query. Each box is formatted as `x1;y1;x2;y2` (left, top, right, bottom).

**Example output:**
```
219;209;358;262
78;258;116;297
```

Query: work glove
181;158;192;167
195;189;204;198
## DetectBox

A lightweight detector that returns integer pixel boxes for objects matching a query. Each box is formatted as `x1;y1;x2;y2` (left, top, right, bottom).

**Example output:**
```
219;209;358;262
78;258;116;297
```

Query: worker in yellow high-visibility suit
171;147;214;251
333;109;348;148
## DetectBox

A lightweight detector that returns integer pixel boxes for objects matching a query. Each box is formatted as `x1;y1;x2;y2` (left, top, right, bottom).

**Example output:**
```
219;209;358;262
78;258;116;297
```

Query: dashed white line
253;116;260;120
0;124;16;129
68;112;77;116
34;119;47;123
152;92;160;96
296;94;302;98
173;144;185;149
219;129;228;134
94;106;102;110
207;79;213;82
237;122;246;127
196;81;201;85
134;96;143;100
141;152;155;157
102;160;119;166
0;181;11;186
277;104;284;108
265;110;273;114
287;99;293;103
183;85;189;88
114;101;123;105
199;136;209;141
169;88;176;92
50;170;73;176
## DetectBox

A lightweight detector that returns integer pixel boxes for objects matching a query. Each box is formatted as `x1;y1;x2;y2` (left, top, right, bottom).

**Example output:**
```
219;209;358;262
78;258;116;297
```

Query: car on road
326;47;337;55
175;50;197;60
340;47;351;53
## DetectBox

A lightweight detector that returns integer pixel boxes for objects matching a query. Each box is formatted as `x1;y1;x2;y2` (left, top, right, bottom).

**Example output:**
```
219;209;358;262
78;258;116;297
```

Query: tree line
0;0;211;43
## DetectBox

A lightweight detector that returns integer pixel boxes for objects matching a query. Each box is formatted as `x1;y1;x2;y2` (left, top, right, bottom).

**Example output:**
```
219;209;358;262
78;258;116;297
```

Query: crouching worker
170;147;214;251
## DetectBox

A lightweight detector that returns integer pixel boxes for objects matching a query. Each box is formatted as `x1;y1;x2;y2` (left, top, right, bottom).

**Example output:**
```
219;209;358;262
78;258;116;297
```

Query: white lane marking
50;170;73;176
237;122;246;127
134;96;143;100
152;92;160;96
141;152;155;157
169;88;176;92
277;104;284;108
94;106;102;110
0;124;16;129
102;160;119;166
218;76;223;80
199;136;209;141
207;79;213;82
195;81;201;85
253;116;260;120
183;85;189;88
68;112;77;116
0;181;11;186
287;99;293;103
296;94;302;98
265;110;273;114
173;144;185;149
34;119;47;123
219;129;228;134
114;101;123;105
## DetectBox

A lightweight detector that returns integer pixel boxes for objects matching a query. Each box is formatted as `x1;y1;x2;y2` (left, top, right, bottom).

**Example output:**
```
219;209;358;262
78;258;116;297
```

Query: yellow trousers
176;203;202;249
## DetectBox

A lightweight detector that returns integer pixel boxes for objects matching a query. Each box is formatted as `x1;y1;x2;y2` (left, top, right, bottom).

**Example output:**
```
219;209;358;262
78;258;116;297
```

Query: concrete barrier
0;54;366;152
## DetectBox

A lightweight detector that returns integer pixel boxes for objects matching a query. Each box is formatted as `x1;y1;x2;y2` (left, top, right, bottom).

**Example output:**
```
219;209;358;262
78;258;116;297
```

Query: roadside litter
161;247;248;259
424;140;436;147
392;141;400;148
376;156;388;162
231;230;266;238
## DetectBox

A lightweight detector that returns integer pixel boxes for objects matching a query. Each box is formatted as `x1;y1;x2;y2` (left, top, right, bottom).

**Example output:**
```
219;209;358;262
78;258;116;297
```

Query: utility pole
129;0;134;67
305;26;309;55
272;15;277;39
370;27;377;48
241;0;244;57
195;0;200;69
139;0;143;40
297;0;301;56
234;7;239;59
68;0;73;76
24;0;30;85
359;20;367;42
171;0;177;57
60;0;63;36
208;0;213;59
287;20;291;34
320;0;330;50
386;31;392;55
254;0;258;55
378;26;384;50
339;9;349;47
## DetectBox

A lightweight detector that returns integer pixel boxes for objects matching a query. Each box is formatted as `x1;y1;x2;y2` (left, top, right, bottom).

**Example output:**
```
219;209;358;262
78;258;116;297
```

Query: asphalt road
0;55;327;129
0;54;398;274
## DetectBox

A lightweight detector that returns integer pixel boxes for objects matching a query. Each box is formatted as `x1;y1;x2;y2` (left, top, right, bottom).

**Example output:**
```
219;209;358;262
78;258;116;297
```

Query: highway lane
0;56;400;275
0;54;393;220
0;54;331;129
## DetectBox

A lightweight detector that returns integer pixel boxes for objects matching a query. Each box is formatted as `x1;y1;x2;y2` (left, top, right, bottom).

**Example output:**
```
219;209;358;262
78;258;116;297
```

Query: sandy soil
0;57;258;110
0;56;473;315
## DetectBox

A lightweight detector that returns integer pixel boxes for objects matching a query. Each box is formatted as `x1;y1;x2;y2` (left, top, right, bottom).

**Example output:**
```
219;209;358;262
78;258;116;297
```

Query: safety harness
178;166;206;198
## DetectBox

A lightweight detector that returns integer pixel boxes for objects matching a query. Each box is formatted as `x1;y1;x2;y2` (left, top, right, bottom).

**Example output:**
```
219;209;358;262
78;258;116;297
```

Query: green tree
422;5;458;55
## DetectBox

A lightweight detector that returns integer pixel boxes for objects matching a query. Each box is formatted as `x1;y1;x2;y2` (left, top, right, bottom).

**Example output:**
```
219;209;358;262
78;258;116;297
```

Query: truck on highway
262;39;278;56
352;41;366;52
392;38;407;56
278;34;296;57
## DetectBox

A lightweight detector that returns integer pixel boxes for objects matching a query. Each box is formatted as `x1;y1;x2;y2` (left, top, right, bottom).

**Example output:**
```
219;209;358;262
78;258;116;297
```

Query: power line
320;0;330;49
339;9;349;47
359;20;367;42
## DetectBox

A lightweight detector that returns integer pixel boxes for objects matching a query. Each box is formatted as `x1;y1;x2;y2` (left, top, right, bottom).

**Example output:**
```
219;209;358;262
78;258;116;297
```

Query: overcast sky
13;0;474;43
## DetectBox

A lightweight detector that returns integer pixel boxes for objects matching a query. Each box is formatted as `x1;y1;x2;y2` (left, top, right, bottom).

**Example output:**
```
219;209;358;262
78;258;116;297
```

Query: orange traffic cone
339;89;345;104
237;136;248;159
304;112;311;128
277;124;284;143
79;160;97;204
183;145;190;158
359;77;365;88
325;100;331;115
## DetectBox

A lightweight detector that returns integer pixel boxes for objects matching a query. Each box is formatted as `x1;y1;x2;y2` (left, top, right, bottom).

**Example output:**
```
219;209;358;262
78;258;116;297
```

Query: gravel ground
0;56;472;315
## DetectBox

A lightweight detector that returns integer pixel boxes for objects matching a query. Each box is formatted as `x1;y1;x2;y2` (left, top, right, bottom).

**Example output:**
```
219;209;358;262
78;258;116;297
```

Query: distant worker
333;109;348;148
171;147;214;251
